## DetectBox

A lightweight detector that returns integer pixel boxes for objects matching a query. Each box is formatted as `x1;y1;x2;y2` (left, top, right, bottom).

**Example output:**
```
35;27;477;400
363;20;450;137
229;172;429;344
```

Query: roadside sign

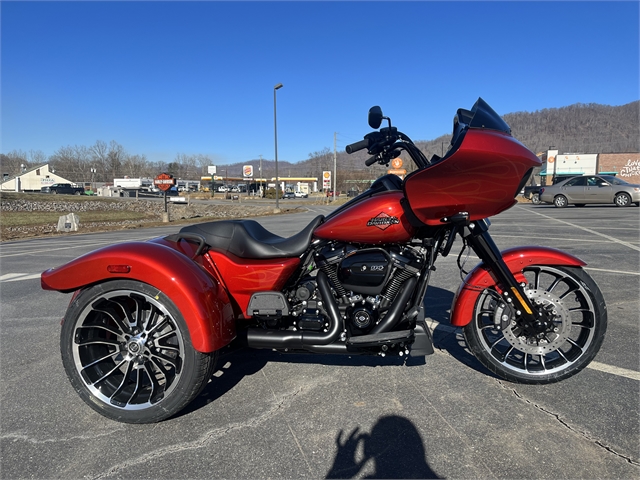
387;168;406;179
323;171;331;189
154;173;175;192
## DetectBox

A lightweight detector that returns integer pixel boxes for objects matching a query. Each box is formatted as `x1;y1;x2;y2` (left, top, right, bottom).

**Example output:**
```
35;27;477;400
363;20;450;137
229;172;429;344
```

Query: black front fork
463;220;544;328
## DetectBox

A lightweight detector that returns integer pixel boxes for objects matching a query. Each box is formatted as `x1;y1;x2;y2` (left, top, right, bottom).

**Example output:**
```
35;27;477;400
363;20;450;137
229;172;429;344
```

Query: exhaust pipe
369;277;417;334
244;270;343;349
243;272;418;352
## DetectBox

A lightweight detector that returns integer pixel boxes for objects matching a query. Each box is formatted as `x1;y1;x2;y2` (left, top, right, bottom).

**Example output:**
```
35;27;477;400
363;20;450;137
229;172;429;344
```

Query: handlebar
365;156;378;167
346;124;430;169
345;138;370;154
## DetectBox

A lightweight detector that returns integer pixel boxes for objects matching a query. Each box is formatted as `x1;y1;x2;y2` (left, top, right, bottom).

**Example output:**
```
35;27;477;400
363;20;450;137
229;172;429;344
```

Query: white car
294;191;308;198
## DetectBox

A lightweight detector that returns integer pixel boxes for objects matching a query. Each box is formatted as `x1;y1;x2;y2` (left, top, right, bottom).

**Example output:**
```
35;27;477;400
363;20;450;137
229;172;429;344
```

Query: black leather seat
179;215;324;259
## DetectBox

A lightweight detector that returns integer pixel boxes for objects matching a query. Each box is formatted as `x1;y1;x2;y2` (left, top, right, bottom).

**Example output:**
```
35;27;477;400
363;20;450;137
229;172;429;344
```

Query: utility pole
259;154;263;196
333;132;337;202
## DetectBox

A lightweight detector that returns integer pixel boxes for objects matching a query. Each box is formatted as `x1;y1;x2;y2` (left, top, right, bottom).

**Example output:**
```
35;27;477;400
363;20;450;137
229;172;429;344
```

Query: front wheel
615;192;631;207
60;280;217;423
463;266;607;384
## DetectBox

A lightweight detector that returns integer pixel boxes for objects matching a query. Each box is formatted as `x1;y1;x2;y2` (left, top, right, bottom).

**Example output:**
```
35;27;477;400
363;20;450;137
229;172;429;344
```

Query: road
1;202;638;479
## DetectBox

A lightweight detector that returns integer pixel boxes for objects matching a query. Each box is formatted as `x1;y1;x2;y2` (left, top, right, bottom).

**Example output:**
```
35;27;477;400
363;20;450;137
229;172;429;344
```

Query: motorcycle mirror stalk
368;105;392;130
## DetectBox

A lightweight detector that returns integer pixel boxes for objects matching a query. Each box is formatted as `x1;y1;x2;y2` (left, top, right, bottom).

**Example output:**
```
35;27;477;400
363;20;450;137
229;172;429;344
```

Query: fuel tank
313;191;415;244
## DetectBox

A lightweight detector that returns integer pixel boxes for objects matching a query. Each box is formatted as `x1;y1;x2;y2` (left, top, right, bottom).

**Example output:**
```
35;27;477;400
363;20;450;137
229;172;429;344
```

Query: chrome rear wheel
61;280;216;423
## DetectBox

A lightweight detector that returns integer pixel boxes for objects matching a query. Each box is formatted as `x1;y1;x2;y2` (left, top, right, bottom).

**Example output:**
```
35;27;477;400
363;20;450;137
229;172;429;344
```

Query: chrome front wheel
60;280;216;423
463;266;607;384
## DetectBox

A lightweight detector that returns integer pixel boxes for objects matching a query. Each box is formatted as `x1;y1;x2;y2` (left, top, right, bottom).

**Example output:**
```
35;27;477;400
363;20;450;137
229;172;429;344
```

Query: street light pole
90;167;96;193
274;83;283;210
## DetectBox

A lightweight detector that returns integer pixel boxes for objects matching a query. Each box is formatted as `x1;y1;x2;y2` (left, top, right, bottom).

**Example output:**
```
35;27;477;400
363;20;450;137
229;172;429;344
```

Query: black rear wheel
463;266;607;384
60;280;217;423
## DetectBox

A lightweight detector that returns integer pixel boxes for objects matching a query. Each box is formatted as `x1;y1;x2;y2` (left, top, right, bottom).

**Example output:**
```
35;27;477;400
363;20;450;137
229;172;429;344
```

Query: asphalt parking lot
1;202;638;479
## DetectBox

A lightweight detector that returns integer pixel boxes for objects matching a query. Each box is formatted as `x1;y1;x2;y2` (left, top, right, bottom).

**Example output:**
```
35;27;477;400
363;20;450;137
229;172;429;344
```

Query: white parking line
517;206;640;252
0;237;155;258
587;362;640;381
426;320;639;381
584;267;640;276
0;273;42;282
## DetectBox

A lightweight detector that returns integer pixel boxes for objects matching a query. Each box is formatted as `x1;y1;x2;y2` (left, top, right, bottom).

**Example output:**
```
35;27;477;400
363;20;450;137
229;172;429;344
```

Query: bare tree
90;140;109;182
0;150;29;176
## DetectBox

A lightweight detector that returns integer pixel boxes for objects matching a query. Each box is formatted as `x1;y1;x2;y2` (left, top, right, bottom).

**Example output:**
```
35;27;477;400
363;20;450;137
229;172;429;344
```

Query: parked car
326;190;340;197
41;183;85;195
282;191;295;199
294;191;308;198
539;175;640;207
522;175;580;204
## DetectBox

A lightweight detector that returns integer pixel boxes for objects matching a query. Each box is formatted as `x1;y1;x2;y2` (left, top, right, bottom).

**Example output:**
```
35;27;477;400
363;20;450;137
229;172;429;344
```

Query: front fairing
404;129;539;225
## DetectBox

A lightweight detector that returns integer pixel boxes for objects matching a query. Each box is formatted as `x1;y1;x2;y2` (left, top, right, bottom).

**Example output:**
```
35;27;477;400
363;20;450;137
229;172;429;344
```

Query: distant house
1;164;74;192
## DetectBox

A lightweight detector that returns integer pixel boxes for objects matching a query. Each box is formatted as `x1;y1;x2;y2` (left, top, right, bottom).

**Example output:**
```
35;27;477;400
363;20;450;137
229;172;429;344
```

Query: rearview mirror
368;106;383;129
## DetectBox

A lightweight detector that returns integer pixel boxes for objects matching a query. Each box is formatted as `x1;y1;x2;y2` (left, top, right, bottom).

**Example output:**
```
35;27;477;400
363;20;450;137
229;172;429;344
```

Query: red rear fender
450;246;586;327
41;242;235;352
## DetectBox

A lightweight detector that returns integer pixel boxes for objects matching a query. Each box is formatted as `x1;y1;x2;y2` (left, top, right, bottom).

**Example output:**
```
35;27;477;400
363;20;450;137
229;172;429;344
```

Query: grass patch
1;191;157;228
1;211;150;227
0;191;125;203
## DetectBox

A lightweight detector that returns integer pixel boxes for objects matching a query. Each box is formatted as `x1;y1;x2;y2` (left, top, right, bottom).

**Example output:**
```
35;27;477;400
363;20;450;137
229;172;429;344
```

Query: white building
1;164;74;192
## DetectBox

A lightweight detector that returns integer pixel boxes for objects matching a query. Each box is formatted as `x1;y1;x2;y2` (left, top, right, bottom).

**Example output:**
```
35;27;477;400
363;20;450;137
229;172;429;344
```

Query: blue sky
2;1;639;166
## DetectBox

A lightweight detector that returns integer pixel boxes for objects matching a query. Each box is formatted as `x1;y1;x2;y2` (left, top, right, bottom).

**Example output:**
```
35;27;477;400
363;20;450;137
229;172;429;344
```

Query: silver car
539;175;640;208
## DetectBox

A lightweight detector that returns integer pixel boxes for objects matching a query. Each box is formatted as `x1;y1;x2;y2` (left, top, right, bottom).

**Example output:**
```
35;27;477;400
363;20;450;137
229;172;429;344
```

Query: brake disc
494;289;572;355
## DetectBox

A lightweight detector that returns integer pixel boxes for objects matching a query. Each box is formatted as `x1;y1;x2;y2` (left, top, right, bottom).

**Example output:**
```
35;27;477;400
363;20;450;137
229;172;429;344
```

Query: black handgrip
346;138;369;154
365;155;377;166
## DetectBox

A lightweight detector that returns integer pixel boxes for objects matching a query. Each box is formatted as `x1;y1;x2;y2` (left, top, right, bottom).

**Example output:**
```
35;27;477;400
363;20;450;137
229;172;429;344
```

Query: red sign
154;173;175;192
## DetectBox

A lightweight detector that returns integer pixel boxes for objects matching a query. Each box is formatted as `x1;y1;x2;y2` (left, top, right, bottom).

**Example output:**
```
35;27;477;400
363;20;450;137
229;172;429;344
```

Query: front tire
463;266;607;384
60;280;217;423
615;192;631;207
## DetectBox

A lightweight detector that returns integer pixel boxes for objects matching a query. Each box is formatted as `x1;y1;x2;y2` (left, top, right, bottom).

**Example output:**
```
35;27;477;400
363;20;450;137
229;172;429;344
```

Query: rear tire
531;193;541;205
463;266;607;384
60;279;217;423
554;195;568;208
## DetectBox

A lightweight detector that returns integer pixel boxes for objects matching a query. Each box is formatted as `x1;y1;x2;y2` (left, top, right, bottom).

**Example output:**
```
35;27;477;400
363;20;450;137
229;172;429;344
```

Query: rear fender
450;246;586;327
41;242;235;352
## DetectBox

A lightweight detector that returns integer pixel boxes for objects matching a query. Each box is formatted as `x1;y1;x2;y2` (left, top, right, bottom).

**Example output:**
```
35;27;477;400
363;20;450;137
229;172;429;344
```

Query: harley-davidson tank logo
367;212;400;230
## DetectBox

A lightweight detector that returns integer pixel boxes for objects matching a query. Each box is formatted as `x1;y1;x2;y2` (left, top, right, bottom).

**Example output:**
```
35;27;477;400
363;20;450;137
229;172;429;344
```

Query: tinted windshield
461;98;511;134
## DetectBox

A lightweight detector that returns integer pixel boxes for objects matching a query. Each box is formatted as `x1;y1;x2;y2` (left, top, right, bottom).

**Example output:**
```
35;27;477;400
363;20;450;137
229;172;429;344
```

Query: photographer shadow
326;415;441;479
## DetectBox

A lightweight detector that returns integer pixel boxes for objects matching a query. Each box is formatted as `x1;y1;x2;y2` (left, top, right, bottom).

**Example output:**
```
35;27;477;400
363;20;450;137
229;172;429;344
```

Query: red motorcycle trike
42;98;607;423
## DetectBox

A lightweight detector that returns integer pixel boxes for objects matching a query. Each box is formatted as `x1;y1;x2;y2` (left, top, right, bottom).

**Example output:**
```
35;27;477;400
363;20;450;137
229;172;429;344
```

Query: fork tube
464;220;539;324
